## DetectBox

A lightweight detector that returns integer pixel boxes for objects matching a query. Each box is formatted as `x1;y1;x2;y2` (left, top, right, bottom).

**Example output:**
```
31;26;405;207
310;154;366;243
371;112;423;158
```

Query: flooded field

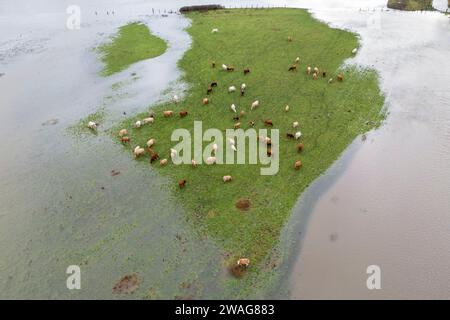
0;0;221;299
1;0;449;299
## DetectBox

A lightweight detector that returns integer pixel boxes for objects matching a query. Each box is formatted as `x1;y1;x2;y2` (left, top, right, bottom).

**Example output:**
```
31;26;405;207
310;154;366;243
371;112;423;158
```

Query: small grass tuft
67;107;106;137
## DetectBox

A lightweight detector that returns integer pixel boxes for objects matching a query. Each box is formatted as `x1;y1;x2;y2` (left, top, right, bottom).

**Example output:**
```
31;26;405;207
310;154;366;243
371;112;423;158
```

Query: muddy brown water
277;4;450;299
1;0;449;299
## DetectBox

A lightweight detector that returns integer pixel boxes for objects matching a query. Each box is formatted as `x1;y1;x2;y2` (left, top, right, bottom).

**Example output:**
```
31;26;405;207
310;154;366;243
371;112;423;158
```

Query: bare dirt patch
235;198;251;211
112;273;140;294
229;264;248;278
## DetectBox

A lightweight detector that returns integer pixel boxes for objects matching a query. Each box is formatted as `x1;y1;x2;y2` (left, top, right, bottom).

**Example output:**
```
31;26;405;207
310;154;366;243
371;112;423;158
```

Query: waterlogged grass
115;9;385;271
97;22;167;76
387;0;433;10
67;107;106;137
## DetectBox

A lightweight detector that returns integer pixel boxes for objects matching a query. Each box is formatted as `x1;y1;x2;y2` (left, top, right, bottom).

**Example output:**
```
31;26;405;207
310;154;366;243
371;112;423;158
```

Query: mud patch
112;273;140;294
329;233;338;242
229;264;248;278
235;198;251;211
110;169;121;177
41;118;59;126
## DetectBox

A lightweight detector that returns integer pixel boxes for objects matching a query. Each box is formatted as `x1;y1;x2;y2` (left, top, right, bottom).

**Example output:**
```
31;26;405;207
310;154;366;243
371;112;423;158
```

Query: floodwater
1;0;449;299
0;0;222;299
279;2;450;299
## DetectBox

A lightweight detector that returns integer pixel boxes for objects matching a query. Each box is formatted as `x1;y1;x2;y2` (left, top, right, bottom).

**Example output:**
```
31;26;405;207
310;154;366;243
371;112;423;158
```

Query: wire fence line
141;5;447;16
91;2;449;16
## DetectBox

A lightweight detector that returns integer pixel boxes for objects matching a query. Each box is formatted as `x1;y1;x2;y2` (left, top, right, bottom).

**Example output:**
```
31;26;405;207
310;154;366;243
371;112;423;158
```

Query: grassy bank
114;9;385;274
97;22;167;76
387;0;433;10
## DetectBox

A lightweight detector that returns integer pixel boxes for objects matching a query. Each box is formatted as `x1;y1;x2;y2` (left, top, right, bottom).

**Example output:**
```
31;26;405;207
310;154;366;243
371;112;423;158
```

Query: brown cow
337;74;344;82
121;136;130;143
288;64;297;71
150;153;160;163
207;86;213;94
148;148;160;163
179;179;187;188
294;160;302;170
264;119;273;126
296;143;304;152
179;111;188;118
243;68;250;75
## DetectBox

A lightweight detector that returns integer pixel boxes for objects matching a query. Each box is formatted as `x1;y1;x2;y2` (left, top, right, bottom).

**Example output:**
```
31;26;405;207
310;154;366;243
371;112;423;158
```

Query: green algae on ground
115;9;386;270
97;22;167;76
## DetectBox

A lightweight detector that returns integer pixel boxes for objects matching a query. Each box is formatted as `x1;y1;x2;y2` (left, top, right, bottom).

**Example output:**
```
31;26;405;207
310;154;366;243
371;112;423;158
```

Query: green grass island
97;8;386;282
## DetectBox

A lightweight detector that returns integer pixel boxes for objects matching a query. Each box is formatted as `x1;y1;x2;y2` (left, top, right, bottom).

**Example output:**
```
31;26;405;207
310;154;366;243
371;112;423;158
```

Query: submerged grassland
115;9;385;273
97;22;167;76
